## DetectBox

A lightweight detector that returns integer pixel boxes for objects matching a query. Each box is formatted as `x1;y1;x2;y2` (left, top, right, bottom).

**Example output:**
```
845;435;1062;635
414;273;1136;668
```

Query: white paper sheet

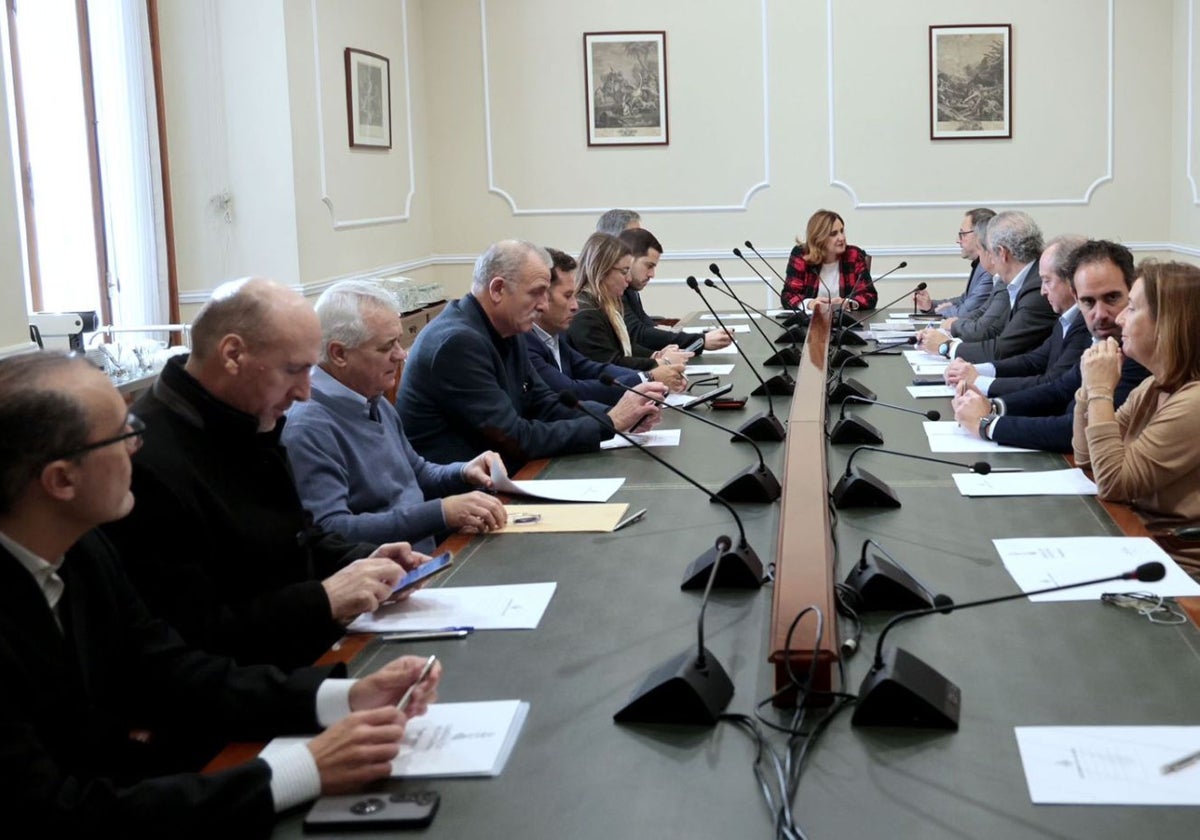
906;384;956;399
701;312;761;320
904;349;950;366
347;582;557;633
262;701;530;779
953;468;1097;497
922;421;1035;453
700;344;740;354
490;462;624;502
684;364;734;375
912;363;951;376
993;537;1200;601
1014;726;1200;805
681;323;750;333
600;429;682;449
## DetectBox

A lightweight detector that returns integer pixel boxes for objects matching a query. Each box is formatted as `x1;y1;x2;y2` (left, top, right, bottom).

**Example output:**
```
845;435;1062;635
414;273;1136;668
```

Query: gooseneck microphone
827;337;916;404
828;395;941;446
734;245;808;330
706;270;798;380
598;373;781;503
852;561;1166;729
559;390;763;591
831;445;990;509
831;271;918;352
686;277;786;442
743;239;787;285
709;264;805;348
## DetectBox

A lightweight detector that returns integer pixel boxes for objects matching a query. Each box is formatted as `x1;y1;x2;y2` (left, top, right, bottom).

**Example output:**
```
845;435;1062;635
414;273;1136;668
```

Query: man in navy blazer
524;247;678;405
397;240;663;468
0;352;439;837
953;240;1149;452
919;211;1057;363
943;235;1091;397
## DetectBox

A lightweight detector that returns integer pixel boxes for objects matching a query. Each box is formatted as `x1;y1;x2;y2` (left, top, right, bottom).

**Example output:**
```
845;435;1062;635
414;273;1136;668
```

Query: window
5;0;176;334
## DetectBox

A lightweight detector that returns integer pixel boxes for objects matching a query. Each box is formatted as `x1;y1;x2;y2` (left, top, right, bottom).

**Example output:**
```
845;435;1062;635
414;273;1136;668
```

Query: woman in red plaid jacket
781;210;877;312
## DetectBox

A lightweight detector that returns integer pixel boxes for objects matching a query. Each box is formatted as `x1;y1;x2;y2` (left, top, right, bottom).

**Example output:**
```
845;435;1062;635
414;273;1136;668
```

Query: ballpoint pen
396;654;438;712
1161;747;1200;775
613;508;648;532
381;627;474;642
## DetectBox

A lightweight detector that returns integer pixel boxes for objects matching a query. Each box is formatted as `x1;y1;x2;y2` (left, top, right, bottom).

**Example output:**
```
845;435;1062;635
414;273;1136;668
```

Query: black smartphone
678;383;733;409
303;785;440;832
388;552;453;600
683;336;704;352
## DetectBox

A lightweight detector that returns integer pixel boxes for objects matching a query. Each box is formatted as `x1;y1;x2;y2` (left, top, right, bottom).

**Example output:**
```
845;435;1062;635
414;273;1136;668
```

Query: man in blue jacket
952;240;1149;452
524;247;679;405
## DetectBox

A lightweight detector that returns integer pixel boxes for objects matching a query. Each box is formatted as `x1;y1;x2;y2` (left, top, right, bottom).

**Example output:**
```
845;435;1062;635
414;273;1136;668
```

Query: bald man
104;278;427;670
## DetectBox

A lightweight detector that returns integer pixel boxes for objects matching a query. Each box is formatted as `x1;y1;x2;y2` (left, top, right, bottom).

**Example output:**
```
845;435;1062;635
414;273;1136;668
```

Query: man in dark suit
617;228;733;353
919;211;1057;362
943;235;1091;396
0;352;439;837
524;247;676;405
914;207;996;318
952;240;1149;452
103;278;426;670
397;240;662;468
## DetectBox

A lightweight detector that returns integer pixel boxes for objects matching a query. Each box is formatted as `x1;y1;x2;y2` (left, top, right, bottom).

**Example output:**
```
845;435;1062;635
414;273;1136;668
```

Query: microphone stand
832;445;991;509
828;394;941;446
705;272;796;391
735;244;809;330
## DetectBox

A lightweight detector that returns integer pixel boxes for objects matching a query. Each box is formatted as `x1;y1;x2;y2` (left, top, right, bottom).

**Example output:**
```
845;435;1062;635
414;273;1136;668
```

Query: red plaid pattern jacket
781;244;877;310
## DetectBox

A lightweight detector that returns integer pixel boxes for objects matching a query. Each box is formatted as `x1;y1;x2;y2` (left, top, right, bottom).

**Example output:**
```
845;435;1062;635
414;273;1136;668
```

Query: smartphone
683;336;704;353
677;383;734;409
711;396;748;410
390;552;453;598
303;784;440;833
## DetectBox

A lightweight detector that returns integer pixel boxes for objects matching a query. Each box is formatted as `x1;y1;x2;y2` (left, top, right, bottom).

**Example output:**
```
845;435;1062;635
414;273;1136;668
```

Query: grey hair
987;211;1044;264
314;280;402;364
471;240;552;294
975;216;992;251
595;209;641;236
1042;234;1088;280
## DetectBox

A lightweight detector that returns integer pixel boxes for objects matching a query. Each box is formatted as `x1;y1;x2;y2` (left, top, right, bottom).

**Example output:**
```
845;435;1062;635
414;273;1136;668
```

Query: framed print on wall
929;24;1011;140
344;48;392;148
583;31;668;146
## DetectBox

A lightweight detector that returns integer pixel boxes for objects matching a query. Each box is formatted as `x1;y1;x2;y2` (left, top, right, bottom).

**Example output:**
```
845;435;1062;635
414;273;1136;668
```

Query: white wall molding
1187;0;1199;204
479;0;771;215
310;0;416;229
828;0;1115;208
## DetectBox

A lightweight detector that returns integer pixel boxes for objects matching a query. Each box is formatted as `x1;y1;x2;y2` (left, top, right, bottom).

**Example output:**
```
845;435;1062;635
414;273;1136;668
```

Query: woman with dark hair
566;232;689;386
1073;259;1200;576
781;209;876;312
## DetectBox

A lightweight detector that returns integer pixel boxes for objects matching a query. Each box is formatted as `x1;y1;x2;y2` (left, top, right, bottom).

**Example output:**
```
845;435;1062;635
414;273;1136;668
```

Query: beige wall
1;0;1198;347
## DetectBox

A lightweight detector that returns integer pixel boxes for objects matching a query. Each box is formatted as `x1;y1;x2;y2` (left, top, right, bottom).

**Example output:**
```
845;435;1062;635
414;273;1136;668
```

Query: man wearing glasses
0;351;440;837
914;208;996;318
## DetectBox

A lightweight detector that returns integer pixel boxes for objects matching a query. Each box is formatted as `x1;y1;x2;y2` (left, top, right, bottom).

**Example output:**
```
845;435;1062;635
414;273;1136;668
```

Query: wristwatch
978;414;997;439
938;341;950;358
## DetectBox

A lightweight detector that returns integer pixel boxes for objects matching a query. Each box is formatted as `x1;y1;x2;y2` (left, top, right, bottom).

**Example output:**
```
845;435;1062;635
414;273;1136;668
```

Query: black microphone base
851;647;961;730
830;347;868;369
833;327;868;346
763;346;800;367
774;326;807;345
734;411;786;442
613;647;734;726
831;467;901;509
844;552;934;612
751;373;795;396
681;540;763;590
715;463;781;504
828;415;885;446
827;378;877;404
782;312;809;329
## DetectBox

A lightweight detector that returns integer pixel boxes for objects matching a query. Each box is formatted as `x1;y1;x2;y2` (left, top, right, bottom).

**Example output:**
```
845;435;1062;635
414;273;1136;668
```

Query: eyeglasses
609;266;631;277
956;229;974;240
54;413;146;460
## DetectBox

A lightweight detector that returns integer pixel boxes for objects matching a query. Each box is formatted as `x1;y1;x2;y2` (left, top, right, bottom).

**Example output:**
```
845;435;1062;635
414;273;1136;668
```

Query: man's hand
308;706;407;795
652;344;694;366
462;450;504;488
919;328;951;355
934;301;953;315
648;362;687;392
952;384;992;439
944;358;977;387
939;316;959;331
322;557;406;623
608;383;664;433
369;542;426;572
349;654;442;715
1080;336;1123;395
442;490;506;533
914;288;932;312
703;329;733;350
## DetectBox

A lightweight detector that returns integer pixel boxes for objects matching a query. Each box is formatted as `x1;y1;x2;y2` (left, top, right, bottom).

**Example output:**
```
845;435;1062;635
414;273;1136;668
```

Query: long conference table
214;307;1200;838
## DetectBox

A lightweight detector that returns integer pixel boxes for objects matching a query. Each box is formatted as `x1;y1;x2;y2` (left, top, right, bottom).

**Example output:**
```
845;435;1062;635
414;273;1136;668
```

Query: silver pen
381;628;472;642
396;654;438;712
613;508;648;532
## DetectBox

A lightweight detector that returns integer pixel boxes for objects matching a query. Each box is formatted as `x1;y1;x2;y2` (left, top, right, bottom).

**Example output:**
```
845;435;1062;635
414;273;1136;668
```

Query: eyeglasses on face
956;229;975;240
54;413;146;460
609;266;631;277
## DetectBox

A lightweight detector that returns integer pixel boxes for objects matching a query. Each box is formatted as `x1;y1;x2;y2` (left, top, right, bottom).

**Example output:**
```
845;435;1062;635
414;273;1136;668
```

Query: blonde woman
566;233;688;391
1073;259;1200;577
781;209;876;312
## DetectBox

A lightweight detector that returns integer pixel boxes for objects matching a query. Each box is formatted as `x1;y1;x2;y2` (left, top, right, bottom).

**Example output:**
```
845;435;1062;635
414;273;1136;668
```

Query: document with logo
906;384;956;399
262;701;530;778
347;582;557;633
953;468;1097;497
490;462;624;502
600;429;682;449
923;421;1035;453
